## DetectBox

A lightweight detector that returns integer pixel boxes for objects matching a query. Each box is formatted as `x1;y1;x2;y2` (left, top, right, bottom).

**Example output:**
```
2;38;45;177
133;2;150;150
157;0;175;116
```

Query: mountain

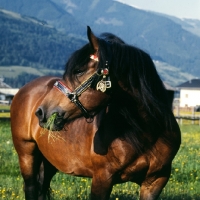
152;12;200;37
162;15;200;37
53;0;200;76
154;61;195;87
1;0;200;87
0;9;86;70
0;8;194;88
180;18;200;37
0;0;85;35
1;0;199;76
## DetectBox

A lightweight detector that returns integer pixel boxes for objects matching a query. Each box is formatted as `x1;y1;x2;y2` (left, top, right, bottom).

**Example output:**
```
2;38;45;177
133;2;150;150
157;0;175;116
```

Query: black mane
64;32;178;154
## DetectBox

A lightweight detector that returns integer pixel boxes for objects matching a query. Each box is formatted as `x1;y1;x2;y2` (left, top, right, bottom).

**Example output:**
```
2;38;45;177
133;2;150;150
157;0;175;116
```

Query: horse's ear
87;26;99;51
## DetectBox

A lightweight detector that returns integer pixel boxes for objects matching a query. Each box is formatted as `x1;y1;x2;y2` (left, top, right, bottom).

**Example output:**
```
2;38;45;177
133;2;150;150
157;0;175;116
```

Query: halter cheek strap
54;81;92;119
54;81;72;95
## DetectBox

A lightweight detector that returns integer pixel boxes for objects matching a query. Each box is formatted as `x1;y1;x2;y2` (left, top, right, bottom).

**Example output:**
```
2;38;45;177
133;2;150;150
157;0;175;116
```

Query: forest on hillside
0;11;85;70
4;72;62;88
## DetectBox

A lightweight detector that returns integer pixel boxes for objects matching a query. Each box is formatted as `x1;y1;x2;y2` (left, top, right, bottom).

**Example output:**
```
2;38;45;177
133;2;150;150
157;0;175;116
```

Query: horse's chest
36;132;94;176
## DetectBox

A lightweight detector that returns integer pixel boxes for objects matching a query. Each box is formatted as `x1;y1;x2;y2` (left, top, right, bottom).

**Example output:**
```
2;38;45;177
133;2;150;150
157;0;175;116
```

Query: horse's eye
73;69;85;77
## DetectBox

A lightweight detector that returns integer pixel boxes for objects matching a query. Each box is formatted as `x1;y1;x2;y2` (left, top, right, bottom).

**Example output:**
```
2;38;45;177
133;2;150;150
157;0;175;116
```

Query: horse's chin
50;124;65;131
38;119;66;131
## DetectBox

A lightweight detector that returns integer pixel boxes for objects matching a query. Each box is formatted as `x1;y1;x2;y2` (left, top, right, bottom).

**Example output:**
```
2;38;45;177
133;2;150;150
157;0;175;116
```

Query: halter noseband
53;55;111;120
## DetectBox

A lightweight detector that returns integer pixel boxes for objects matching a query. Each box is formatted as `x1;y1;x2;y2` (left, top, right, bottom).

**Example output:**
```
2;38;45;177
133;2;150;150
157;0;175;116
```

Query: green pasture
0;121;200;200
0;105;10;110
0;66;63;78
0;105;10;118
0;104;10;119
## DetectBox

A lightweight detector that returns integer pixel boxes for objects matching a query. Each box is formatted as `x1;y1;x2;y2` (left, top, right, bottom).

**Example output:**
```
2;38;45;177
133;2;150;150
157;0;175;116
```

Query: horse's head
35;27;112;130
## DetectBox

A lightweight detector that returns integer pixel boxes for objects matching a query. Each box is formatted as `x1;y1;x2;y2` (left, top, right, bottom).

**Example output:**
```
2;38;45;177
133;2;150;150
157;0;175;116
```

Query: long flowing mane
64;32;178;154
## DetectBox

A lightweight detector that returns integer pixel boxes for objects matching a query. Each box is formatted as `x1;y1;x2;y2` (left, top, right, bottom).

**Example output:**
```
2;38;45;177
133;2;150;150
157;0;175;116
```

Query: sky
117;0;200;20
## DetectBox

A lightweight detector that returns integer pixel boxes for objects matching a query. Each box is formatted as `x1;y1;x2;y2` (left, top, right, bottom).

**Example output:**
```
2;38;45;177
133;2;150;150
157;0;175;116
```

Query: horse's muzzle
35;106;66;131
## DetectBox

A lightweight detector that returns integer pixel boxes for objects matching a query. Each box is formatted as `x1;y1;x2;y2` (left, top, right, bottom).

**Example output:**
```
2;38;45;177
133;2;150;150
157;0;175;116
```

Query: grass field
0;121;200;200
0;66;63;78
0;105;10;118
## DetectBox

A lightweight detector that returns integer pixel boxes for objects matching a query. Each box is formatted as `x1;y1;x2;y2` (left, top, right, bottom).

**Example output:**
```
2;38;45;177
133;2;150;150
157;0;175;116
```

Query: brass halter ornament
53;54;111;121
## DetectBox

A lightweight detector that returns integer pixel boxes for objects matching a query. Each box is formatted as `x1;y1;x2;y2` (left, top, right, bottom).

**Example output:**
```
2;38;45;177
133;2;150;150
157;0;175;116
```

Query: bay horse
10;26;181;200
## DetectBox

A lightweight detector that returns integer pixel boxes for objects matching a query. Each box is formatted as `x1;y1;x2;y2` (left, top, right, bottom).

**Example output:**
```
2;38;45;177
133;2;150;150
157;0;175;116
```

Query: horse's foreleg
139;167;171;200
38;157;57;200
16;141;42;200
90;171;113;200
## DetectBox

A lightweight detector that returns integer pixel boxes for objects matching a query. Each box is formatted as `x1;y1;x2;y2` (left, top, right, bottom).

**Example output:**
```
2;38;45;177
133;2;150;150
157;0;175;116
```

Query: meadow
0;105;10;118
0;120;199;200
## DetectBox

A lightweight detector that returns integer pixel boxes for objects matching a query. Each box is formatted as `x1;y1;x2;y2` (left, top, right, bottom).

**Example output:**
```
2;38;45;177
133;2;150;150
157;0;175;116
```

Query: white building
0;78;19;104
177;79;200;108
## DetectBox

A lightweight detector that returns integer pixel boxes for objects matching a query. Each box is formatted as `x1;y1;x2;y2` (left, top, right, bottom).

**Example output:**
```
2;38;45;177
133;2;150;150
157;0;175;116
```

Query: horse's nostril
35;107;45;122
